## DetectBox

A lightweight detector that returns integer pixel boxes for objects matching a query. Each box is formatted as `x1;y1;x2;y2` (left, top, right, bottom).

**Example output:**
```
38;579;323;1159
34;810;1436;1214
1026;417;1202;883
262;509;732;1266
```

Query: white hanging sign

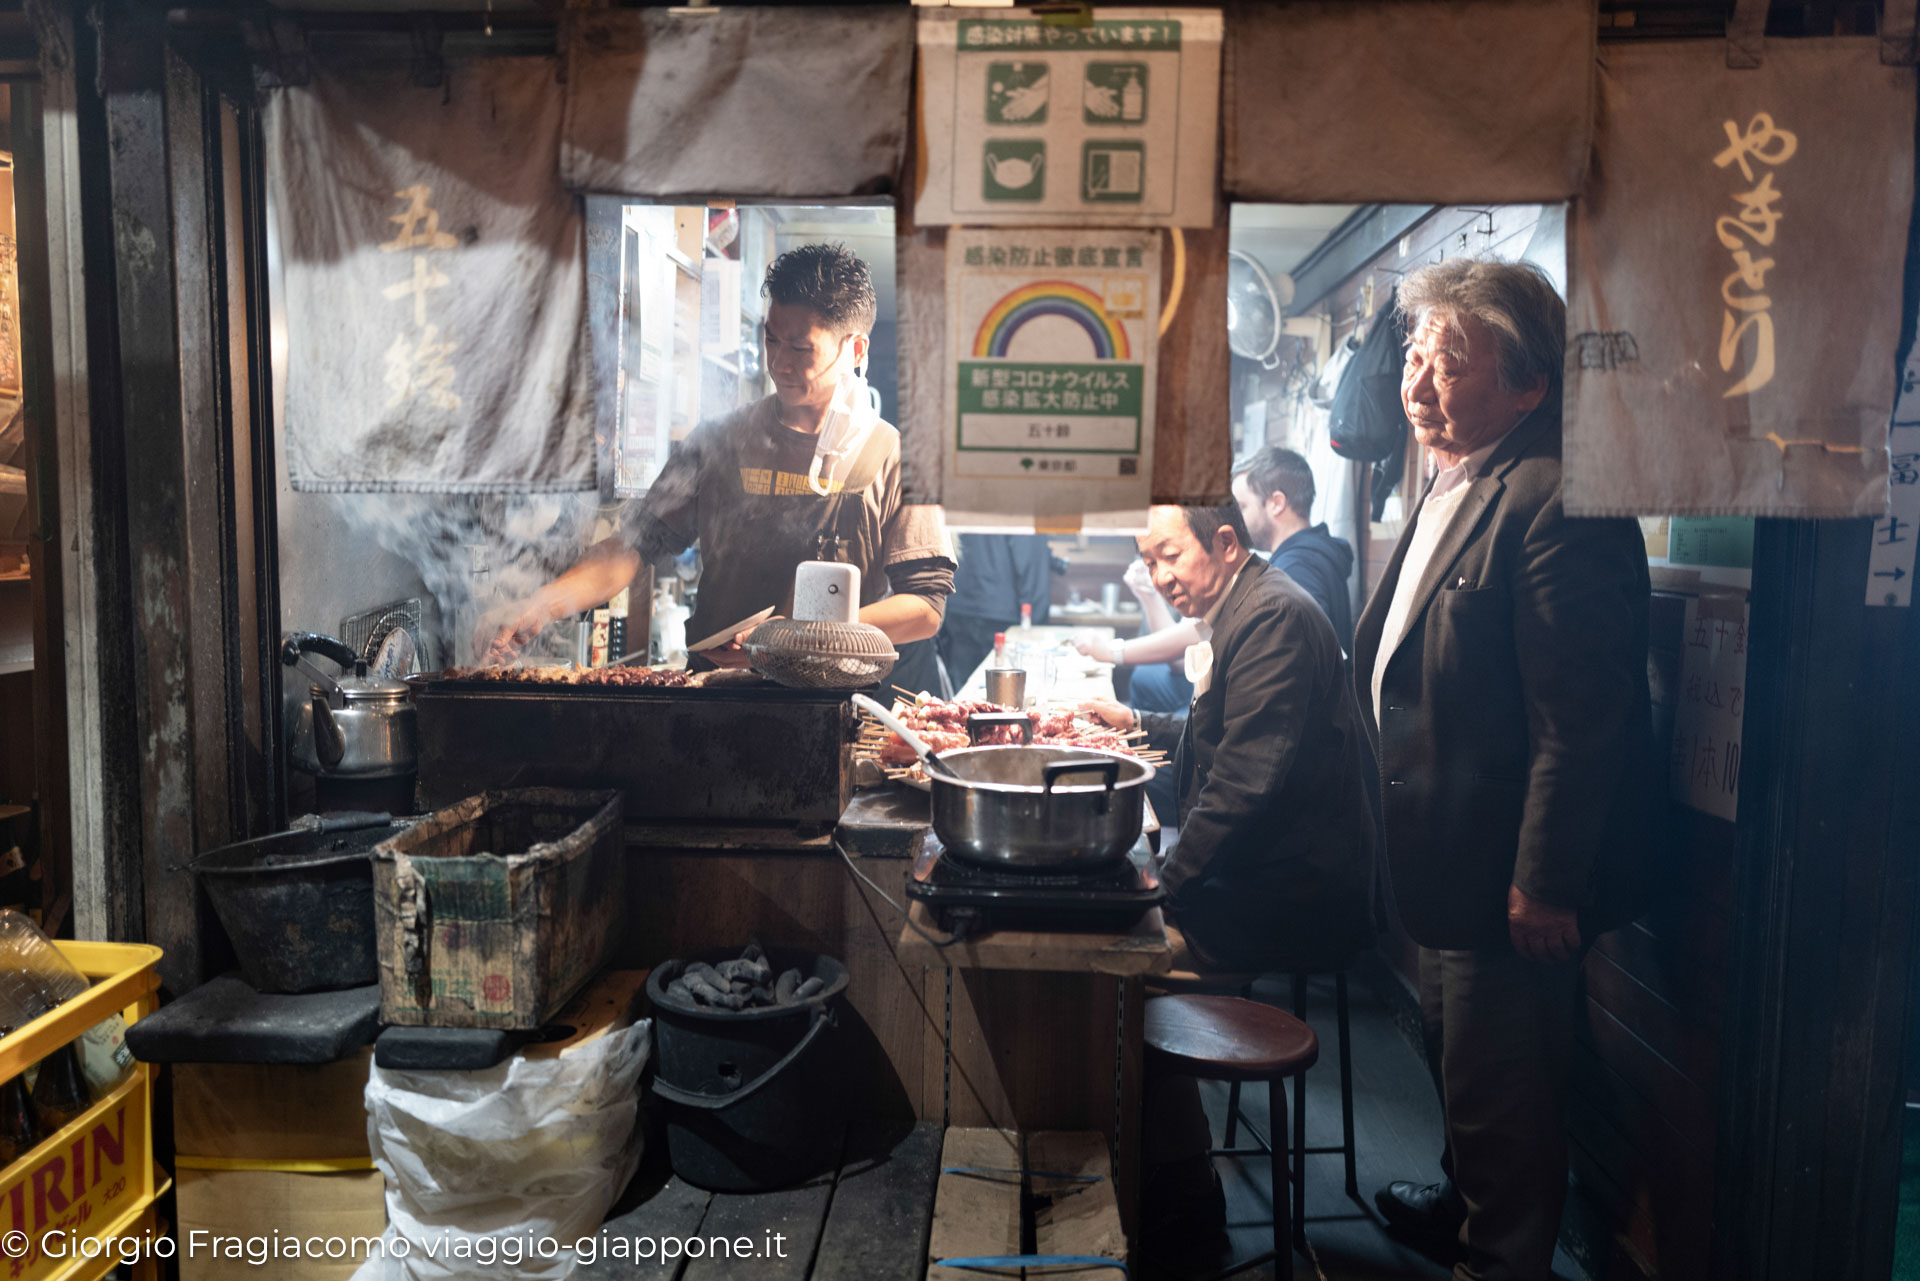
944;229;1160;521
1866;409;1920;607
1670;594;1749;822
914;9;1220;228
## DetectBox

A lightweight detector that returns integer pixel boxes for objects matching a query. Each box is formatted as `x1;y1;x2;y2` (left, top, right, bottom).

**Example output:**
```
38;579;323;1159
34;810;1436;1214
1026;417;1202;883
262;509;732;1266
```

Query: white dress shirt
1185;559;1250;702
1370;436;1510;723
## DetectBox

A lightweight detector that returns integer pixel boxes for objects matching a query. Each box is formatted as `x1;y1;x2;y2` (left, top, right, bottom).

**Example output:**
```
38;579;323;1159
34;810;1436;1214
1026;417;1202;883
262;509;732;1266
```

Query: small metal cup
1101;582;1121;614
984;667;1027;709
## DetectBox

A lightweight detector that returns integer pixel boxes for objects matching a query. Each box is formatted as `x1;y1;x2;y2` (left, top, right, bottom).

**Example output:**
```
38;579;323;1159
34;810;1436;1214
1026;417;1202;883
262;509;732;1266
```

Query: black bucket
190;814;393;993
646;949;851;1192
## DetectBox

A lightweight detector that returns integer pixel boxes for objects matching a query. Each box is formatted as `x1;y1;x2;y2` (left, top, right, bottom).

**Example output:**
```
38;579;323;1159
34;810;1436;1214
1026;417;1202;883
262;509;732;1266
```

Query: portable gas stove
905;833;1164;937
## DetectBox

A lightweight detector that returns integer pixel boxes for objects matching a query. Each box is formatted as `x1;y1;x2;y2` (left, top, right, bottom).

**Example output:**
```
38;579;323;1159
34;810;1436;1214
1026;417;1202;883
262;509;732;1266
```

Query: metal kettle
281;632;418;779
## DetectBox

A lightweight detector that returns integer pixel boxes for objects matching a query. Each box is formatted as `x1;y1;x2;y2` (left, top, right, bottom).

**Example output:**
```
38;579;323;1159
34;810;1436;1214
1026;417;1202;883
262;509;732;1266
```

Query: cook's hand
702;617;782;671
1078;698;1137;731
702;642;754;670
474;596;554;665
1508;884;1581;964
1122;558;1157;601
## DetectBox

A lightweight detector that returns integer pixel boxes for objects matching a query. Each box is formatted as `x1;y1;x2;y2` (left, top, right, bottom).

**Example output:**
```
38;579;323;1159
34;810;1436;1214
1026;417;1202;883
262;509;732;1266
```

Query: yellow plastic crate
0;941;169;1281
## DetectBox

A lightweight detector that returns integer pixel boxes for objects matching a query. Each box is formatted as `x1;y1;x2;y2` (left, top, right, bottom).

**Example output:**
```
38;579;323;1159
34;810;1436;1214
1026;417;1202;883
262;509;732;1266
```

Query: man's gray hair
1396;258;1565;394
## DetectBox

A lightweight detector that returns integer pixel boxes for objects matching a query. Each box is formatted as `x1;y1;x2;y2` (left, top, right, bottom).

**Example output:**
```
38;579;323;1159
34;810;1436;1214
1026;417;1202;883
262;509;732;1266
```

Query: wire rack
340;597;427;673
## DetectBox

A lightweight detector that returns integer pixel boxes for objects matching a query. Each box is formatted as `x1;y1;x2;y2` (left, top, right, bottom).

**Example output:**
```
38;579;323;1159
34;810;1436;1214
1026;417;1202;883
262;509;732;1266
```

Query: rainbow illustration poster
944;228;1159;523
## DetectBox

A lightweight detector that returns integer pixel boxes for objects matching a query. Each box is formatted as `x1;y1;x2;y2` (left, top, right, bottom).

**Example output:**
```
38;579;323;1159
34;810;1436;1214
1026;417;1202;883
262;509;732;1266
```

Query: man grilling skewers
478;244;954;669
1078;502;1377;1253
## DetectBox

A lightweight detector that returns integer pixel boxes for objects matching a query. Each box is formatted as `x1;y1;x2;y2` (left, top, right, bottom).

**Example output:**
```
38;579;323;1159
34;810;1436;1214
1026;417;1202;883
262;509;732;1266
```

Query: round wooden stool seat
1144;994;1320;1082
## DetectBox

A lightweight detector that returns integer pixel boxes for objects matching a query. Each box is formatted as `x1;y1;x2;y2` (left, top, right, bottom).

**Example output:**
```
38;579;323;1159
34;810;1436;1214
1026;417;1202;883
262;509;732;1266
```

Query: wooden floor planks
928;1128;1025;1281
812;1122;945;1281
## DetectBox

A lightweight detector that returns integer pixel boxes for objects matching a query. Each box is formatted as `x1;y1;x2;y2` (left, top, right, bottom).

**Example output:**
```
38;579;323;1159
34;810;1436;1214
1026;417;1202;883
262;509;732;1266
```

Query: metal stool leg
1270;1077;1293;1281
1336;971;1358;1198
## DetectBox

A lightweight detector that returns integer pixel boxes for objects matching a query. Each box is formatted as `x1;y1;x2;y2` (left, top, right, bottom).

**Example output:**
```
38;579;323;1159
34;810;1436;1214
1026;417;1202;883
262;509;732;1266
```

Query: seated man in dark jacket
1084;502;1376;970
1082;502;1378;1254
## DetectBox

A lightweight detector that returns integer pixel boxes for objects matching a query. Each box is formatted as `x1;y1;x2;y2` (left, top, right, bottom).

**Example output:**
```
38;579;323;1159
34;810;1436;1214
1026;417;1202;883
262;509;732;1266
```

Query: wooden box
173;1050;373;1162
372;789;624;1030
176;1168;385;1281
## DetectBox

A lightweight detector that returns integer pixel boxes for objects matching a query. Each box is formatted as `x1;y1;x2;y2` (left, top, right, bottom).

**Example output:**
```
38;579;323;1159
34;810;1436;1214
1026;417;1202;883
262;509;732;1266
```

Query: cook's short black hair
762;243;877;337
1182;502;1252;556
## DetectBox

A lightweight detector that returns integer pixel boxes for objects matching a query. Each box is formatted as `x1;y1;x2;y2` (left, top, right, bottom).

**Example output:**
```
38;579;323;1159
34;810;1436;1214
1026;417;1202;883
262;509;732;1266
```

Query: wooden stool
1144;994;1318;1281
1151;930;1361;1205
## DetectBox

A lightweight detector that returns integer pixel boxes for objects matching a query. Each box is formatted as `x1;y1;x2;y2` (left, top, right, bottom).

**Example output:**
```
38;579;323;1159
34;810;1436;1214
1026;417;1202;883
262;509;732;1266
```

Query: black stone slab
810;1121;942;1281
374;1023;525;1070
124;973;381;1065
835;787;931;860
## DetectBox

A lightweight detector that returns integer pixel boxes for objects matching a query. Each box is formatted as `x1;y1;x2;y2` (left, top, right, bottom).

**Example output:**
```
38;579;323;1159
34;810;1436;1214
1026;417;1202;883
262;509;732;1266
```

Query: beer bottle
0;1030;36;1165
31;1041;90;1133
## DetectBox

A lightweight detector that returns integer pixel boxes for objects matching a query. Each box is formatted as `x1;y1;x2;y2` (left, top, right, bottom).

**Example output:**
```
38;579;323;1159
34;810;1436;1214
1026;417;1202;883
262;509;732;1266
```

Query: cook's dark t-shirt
618;396;953;644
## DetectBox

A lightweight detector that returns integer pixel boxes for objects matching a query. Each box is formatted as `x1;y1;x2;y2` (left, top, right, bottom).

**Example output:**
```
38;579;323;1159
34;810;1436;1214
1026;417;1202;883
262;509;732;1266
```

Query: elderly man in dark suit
1356;259;1655;1281
1084;501;1377;1251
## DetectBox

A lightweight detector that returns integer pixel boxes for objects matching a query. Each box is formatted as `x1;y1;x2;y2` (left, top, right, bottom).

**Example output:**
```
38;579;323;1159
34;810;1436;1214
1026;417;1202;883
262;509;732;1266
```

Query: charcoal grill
409;674;856;829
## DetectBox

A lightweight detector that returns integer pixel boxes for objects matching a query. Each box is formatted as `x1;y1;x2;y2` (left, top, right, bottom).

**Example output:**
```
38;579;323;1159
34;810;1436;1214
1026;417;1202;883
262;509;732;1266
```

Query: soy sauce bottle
31;1042;89;1134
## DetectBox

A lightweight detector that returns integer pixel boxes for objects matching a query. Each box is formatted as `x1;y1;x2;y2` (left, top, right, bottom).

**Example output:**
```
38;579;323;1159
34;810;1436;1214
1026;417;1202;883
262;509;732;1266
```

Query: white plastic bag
351;1020;650;1281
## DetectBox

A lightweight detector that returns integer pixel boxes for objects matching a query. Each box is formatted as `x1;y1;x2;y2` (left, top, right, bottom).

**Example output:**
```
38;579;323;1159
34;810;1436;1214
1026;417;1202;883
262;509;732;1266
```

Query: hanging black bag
1328;291;1410;464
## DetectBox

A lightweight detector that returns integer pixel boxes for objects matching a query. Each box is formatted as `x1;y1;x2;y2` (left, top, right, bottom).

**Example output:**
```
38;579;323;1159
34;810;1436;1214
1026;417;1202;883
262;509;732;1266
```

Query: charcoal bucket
646;949;851;1192
191;813;394;993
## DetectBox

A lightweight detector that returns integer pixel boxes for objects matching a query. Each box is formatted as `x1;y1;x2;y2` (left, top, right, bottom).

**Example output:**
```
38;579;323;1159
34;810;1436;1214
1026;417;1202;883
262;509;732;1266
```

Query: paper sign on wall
915;9;1220;228
944;229;1160;520
1670;595;1749;822
1867;418;1920;606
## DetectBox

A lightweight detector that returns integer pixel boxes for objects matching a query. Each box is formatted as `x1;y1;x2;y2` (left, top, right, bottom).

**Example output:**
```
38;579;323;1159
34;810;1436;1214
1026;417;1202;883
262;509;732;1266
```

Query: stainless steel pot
929;743;1153;871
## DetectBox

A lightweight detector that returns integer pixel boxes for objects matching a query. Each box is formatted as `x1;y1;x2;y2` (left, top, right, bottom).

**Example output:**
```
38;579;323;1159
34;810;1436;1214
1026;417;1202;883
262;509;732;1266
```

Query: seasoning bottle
993;631;1007;665
590;607;612;667
32;1042;90;1133
1020;603;1033;631
607;589;631;665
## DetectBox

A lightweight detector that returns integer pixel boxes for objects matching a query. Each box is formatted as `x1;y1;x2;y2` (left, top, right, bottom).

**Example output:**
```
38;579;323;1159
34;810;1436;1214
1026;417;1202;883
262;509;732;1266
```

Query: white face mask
808;360;882;496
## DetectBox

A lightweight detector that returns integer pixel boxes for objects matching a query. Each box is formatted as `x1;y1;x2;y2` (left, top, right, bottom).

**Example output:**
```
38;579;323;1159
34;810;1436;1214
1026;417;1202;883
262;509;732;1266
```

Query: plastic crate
0;941;168;1281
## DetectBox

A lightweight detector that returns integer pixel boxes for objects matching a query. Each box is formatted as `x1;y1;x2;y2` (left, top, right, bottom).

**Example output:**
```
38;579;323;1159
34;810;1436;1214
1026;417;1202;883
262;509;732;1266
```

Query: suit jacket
1352;408;1657;950
1142;557;1378;926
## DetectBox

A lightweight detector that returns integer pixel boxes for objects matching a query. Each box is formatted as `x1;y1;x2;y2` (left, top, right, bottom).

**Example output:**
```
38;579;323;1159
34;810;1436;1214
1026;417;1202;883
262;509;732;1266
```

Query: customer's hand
1508;884;1581;964
1078;698;1137;731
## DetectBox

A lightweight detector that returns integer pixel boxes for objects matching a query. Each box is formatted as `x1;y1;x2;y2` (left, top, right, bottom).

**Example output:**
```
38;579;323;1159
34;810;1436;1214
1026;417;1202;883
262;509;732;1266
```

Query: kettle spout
312;693;347;772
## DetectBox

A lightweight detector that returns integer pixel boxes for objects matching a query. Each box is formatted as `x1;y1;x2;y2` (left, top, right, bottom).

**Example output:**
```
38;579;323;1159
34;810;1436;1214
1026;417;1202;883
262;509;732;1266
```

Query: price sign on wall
1670;594;1749;821
944;229;1159;522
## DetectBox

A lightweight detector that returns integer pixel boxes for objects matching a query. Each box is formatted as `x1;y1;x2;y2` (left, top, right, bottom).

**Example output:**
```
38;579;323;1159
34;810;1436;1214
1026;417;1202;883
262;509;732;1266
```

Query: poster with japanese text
1670;594;1749;821
944;229;1159;523
915;9;1220;228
